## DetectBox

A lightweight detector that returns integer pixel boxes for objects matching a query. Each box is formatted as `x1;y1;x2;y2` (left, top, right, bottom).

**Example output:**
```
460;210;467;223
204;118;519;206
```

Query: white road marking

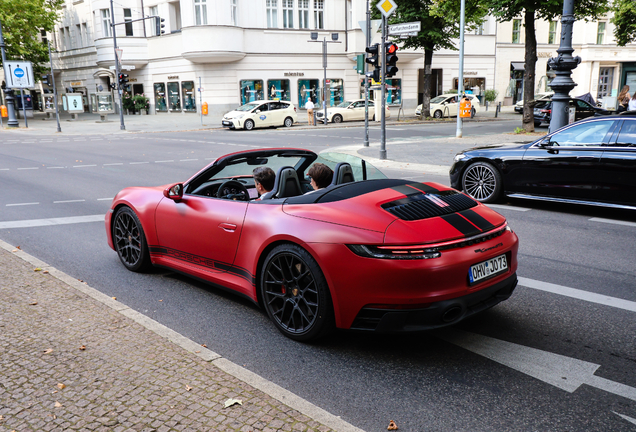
519;277;636;313
486;203;532;212
46;166;66;169
129;161;149;165
0;214;104;229
97;198;113;201
614;412;636;426
155;160;174;163
6;202;39;207
103;163;123;166
17;167;39;170
589;217;636;227
73;164;97;168
54;199;86;204
180;159;199;162
0;168;9;171
437;328;636;401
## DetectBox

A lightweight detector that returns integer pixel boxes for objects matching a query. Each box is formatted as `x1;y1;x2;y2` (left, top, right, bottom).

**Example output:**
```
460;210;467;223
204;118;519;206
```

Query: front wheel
244;119;255;130
470;108;476;118
332;114;343;123
284;117;294;127
113;206;151;272
260;244;334;342
461;162;502;203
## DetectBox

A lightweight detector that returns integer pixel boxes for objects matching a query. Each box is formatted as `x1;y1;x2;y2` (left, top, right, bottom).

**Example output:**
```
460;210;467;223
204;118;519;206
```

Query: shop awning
511;62;525;71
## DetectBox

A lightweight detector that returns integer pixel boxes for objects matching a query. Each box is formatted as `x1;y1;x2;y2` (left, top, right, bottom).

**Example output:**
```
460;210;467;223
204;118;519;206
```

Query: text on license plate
222;121;232;125
469;254;508;284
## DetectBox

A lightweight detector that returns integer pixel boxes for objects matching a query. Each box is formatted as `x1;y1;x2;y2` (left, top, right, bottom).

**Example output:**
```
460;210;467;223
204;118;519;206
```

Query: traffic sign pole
0;18;19;128
48;41;62;132
380;15;387;160
110;0;126;131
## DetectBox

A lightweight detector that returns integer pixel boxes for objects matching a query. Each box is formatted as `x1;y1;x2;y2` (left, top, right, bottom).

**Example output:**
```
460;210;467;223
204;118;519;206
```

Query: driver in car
307;163;333;191
253;166;276;197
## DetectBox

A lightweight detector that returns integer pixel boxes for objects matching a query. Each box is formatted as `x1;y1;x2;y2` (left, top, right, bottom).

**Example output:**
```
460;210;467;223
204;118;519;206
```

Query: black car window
576;100;591;109
614;120;636;147
547;120;615;146
258;103;269;112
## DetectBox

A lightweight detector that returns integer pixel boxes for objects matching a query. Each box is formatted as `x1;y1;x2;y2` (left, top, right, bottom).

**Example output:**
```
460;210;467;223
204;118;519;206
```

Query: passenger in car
307;163;334;190
253;167;276;197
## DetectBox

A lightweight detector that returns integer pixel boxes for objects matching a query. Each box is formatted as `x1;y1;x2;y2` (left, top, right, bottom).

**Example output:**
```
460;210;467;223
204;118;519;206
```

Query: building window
195;0;208;25
101;9;112;37
474;23;484;35
76;25;82;47
149;6;159;35
240;80;264;105
385;79;401;105
548;20;557;44
231;0;238;25
40;29;48;45
298;79;320;108
597;21;605;45
267;79;291;101
167;82;181;111
512;19;521;44
597;67;614;99
327;79;344;107
65;26;71;48
124;8;133;36
283;0;293;29
266;0;278;28
154;83;167;112
82;23;88;45
182;81;197;112
59;28;66;49
298;0;309;29
314;0;323;29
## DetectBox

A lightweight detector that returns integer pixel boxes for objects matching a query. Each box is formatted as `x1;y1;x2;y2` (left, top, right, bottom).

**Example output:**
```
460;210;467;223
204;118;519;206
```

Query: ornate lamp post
547;0;580;133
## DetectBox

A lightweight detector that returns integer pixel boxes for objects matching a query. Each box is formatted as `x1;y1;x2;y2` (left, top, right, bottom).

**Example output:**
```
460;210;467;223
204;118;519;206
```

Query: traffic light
365;43;380;68
41;74;50;86
118;73;129;88
155;17;165;35
385;43;399;78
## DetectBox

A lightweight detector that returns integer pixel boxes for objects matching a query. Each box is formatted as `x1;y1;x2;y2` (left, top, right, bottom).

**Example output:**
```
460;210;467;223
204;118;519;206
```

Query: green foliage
446;88;458;94
611;0;636;46
122;92;135;111
132;94;149;111
513;127;524;134
481;0;607;23
0;0;63;77
484;89;498;102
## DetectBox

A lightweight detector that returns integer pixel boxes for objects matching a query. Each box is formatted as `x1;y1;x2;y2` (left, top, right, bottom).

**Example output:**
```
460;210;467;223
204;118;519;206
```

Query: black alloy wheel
284;117;294;127
261;244;334;341
433;110;443;119
244;119;255;130
113;206;151;272
462;161;502;203
332;114;343;123
470;107;476;118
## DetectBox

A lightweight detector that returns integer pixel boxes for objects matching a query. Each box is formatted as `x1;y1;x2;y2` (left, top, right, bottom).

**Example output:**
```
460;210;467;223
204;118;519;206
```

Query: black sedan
533;98;610;127
450;116;636;210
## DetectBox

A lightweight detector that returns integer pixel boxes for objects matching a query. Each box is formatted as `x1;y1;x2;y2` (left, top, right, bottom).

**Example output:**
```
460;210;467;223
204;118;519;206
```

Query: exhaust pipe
441;305;462;323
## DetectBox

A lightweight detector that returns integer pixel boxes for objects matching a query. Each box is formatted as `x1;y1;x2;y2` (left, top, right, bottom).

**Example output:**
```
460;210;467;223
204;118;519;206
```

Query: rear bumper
351;272;518;332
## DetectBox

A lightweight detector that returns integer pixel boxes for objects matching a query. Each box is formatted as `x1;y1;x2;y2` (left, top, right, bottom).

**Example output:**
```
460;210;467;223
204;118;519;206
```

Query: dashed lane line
6;202;39;207
53;200;86;204
0;215;104;229
486;204;532;212
589;217;636;227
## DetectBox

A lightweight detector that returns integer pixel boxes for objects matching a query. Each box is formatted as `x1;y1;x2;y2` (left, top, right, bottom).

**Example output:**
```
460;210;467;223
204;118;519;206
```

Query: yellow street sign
376;0;397;17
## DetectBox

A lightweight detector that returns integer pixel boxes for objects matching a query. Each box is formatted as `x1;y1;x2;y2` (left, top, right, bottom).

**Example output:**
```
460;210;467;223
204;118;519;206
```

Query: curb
0;237;365;432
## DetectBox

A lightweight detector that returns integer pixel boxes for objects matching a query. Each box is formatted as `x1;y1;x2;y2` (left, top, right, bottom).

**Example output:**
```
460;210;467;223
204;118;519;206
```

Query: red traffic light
387;43;398;54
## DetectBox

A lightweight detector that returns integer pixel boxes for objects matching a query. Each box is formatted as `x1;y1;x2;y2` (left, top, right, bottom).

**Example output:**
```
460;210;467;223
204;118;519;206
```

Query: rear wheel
260;244;334;342
470;108;476;118
461;162;502;203
113;206;151;272
284;117;294;127
433;110;443;119
534;120;541;127
244;119;255;130
332;114;343;123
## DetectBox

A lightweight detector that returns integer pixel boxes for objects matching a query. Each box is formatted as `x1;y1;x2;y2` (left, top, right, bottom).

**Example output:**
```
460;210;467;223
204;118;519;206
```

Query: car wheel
461;162;502;203
284;117;294;127
534;120;541;127
470;108;476;118
244;119;255;131
260;244;334;342
333;114;343;123
113;206;151;272
433;110;443;119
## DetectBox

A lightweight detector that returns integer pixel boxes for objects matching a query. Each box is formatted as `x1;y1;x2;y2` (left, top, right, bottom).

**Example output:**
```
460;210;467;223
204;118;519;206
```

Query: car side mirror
164;183;184;201
255;109;261;114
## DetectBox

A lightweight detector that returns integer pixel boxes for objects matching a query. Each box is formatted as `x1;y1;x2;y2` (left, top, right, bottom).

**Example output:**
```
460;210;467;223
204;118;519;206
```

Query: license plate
222;121;231;126
469;254;508;284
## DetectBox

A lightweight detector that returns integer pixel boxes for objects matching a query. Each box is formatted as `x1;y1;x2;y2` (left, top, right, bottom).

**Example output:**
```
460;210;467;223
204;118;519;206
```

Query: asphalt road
1;121;635;431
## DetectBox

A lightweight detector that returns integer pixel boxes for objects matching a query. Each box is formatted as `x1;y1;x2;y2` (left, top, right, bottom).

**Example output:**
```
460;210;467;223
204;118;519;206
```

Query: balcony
95;37;149;69
181;26;246;63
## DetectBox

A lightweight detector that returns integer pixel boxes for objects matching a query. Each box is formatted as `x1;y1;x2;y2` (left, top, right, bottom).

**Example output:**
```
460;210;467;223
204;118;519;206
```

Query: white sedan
222;100;298;130
315;99;390;123
415;94;480;119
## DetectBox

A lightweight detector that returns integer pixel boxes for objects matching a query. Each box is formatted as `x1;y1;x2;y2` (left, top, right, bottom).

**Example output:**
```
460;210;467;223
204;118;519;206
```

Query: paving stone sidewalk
0;244;340;432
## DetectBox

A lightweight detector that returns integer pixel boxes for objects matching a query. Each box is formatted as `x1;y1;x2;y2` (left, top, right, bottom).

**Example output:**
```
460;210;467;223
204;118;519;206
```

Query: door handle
219;223;237;232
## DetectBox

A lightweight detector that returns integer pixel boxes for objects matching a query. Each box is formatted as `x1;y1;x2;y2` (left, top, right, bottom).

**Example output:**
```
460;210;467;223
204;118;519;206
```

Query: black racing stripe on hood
459;209;495;232
440;213;481;237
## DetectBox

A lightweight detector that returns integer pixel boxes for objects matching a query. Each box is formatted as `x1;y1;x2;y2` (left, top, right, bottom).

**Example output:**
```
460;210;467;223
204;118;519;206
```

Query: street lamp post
110;0;125;131
0;17;19;128
548;0;580;133
309;32;340;126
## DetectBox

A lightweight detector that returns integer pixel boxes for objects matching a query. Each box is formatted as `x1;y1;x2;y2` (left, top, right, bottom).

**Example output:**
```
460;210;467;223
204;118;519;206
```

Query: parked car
514;92;553;113
533;98;610;126
415;94;480;118
314;99;390;123
106;148;519;341
222;100;297;130
450;116;636;209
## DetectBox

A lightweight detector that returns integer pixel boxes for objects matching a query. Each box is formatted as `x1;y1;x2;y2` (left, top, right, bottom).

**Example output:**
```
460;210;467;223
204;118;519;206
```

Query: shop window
195;0;208;25
154;83;167;112
298;0;309;29
385;79;401;105
182;81;197;112
101;9;111;37
267;79;291;101
597;22;605;45
267;0;278;28
283;0;293;28
240;80;264;105
548;20;557;44
167;82;181;111
327;79;344;107
512;19;521;44
124;9;133;36
597;67;614;99
314;0;324;29
298;79;320;109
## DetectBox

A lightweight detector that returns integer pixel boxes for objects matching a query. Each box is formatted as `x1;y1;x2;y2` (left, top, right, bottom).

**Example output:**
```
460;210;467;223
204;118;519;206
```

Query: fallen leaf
43;349;53;354
29;301;38;306
387;420;398;430
16;245;21;249
79;345;86;351
112;297;117;300
57;383;66;390
201;344;207;348
34;268;42;272
54;401;62;408
159;299;163;302
186;385;192;391
43;270;49;274
224;398;242;408
52;390;57;394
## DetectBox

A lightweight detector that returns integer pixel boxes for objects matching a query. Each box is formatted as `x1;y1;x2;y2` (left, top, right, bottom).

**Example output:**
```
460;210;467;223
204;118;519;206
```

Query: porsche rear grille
382;191;477;221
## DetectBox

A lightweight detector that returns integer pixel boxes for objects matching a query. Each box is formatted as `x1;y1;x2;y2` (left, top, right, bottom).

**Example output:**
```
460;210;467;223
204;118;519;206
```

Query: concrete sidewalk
0;239;362;432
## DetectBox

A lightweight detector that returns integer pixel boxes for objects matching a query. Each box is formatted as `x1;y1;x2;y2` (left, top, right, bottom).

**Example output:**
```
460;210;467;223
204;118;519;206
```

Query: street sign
3;61;34;89
388;21;421;35
376;0;397;18
358;19;383;39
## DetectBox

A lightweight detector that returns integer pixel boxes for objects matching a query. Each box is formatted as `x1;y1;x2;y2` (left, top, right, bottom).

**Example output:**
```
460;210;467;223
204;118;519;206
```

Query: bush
484;89;498;103
122;92;135;111
132;94;149;111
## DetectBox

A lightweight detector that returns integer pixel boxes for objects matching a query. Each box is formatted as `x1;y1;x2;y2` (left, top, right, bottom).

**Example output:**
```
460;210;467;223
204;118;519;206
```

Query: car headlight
454;154;468;162
347;244;441;260
234;114;244;119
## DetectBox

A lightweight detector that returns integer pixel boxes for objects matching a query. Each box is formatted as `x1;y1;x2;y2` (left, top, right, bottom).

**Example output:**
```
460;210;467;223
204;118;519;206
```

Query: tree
375;0;487;118
611;0;636;47
0;0;63;79
481;0;608;132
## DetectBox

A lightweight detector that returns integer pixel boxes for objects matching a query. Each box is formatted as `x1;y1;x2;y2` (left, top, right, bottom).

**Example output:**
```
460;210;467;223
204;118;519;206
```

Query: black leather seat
330;162;355;186
261;166;303;199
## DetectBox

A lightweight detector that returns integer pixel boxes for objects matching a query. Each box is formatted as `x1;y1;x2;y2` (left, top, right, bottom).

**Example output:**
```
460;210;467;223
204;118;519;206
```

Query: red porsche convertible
106;148;519;341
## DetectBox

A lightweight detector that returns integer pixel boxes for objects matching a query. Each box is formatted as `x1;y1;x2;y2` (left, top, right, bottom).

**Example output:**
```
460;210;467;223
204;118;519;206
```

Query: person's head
253;166;276;196
619;85;630;98
307;163;334;190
